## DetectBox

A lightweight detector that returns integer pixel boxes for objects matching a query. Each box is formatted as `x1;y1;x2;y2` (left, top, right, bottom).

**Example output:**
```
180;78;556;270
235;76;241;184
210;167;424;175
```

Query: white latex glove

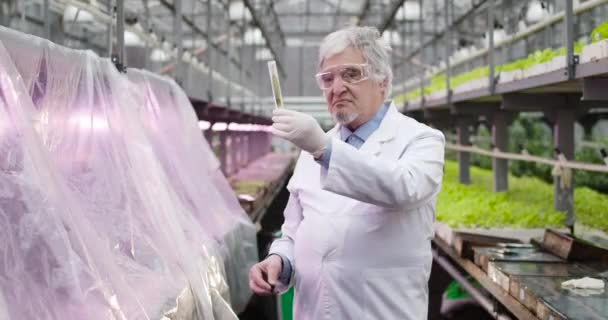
272;108;327;158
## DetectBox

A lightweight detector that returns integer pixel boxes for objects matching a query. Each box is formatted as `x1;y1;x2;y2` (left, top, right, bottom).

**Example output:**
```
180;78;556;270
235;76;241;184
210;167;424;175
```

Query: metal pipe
565;0;574;80
240;8;246;112
401;8;408;101
44;0;50;39
432;249;513;320
432;0;438;63
173;0;182;82
444;0;451;99
207;0;213;102
143;0;150;69
107;0;114;57
379;0;406;33
503;0;514;61
226;5;232;108
418;0;424;104
116;0;125;66
488;0;495;94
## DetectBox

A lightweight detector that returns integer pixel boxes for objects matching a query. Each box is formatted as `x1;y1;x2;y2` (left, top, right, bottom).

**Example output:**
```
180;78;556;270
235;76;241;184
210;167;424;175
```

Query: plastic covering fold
0;26;256;319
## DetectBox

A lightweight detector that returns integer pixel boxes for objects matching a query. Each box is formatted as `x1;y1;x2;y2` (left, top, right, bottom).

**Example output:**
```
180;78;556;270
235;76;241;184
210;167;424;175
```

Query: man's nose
331;76;347;94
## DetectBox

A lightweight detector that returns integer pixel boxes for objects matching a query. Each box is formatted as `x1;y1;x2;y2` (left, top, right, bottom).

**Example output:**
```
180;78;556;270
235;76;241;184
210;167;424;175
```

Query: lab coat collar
328;101;400;156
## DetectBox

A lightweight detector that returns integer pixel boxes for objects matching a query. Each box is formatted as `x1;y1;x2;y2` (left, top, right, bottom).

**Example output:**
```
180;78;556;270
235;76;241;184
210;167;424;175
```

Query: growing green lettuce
591;22;608;43
398;21;603;102
437;161;608;233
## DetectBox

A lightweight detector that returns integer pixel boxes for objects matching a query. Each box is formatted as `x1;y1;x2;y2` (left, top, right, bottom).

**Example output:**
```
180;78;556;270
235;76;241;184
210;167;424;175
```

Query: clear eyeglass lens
340;67;363;83
319;73;335;89
316;65;366;89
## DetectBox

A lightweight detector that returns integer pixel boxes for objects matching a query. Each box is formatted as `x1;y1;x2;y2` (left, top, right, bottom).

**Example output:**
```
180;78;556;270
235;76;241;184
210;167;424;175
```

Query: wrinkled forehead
318;46;366;72
318;63;365;74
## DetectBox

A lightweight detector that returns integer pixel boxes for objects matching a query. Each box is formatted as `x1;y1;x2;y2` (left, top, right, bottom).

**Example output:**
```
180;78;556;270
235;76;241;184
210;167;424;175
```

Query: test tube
267;60;283;108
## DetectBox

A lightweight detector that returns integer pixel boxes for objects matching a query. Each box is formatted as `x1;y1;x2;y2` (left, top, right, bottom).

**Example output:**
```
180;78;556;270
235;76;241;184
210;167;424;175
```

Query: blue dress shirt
317;101;390;168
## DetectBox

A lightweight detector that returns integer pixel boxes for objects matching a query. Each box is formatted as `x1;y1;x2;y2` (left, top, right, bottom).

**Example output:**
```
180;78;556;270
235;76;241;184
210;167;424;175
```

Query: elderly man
249;26;445;319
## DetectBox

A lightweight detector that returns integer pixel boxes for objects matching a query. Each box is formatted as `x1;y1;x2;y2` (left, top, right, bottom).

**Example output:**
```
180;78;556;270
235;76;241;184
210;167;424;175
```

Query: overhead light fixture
396;1;422;21
229;2;252;21
124;31;145;47
525;1;550;24
244;28;265;45
286;38;304;47
382;31;401;46
255;48;272;61
212;122;228;131
150;48;169;62
63;5;95;23
198;120;211;130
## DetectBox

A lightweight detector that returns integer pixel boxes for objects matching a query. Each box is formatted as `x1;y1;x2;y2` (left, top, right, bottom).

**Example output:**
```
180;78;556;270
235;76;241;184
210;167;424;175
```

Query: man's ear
379;77;388;89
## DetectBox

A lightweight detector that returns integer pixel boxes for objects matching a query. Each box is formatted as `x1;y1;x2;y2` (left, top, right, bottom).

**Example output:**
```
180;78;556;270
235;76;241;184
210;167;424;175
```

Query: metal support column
565;0;575;79
44;0;51;39
264;132;271;155
444;0;451;101
503;0;514;61
117;0;125;63
219;130;228;175
432;0;438;63
403;20;409;89
239;10;247;112
242;133;249;167
0;1;7;26
239;130;244;170
143;0;151;69
552;108;576;226
226;5;232;107
173;0;183;83
230;130;239;174
107;0;114;58
456;118;471;185
207;0;214;102
488;0;495;94
236;130;243;169
418;0;424;102
253;131;261;160
249;131;256;163
491;111;510;192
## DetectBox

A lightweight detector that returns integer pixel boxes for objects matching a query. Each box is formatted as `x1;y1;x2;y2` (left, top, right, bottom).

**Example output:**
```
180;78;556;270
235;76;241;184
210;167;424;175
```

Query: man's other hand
249;255;283;296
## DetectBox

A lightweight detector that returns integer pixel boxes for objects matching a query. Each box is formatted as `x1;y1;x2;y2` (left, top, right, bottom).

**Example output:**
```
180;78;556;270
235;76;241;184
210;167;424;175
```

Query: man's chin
332;112;359;125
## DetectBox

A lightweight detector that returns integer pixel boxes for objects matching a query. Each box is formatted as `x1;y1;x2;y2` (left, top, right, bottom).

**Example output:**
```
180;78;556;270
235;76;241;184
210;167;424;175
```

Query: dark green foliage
508;117;553;183
575;147;608;194
446;117;607;194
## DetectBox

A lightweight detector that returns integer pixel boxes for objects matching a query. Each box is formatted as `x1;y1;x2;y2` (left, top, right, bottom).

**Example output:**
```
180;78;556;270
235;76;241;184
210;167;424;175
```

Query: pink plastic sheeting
0;26;254;319
231;153;295;183
126;69;257;312
0;36;149;320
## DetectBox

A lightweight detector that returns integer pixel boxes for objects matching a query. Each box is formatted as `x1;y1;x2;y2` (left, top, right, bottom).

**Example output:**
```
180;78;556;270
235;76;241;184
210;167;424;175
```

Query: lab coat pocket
362;266;427;320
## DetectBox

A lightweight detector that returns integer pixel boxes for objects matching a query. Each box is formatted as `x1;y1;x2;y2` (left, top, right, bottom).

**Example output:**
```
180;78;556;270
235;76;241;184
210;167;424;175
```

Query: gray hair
318;26;393;99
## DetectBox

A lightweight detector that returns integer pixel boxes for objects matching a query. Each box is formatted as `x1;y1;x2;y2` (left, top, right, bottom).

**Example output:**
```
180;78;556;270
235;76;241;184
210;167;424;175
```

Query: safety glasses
315;63;371;90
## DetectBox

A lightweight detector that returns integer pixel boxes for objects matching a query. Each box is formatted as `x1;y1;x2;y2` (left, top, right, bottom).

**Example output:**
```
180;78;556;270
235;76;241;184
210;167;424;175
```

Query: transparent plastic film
0;25;250;319
267;60;284;108
127;69;256;314
0;29;148;320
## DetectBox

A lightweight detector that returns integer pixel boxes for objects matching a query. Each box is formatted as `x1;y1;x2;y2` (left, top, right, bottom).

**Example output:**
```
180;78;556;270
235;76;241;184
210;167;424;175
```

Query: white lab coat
269;102;445;320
